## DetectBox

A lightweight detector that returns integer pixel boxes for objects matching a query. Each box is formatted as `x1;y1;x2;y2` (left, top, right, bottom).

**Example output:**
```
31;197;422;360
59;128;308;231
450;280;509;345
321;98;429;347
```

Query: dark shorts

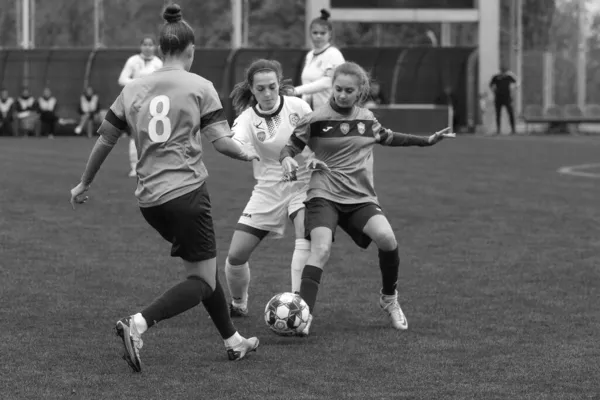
304;197;384;249
140;183;217;262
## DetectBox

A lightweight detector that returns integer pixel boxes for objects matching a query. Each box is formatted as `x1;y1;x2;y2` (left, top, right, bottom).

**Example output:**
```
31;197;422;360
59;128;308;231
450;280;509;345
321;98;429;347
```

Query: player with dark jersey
69;4;259;372
280;62;453;336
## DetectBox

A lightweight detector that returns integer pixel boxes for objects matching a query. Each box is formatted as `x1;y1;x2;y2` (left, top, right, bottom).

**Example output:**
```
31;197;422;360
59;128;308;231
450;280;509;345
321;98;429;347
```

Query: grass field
1;135;599;399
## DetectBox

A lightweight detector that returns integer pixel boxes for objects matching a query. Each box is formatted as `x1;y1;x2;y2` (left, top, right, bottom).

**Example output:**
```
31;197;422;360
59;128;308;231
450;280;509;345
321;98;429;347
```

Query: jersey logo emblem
357;122;365;135
257;131;266;142
289;113;300;127
322;126;333;132
340;123;350;135
254;120;263;129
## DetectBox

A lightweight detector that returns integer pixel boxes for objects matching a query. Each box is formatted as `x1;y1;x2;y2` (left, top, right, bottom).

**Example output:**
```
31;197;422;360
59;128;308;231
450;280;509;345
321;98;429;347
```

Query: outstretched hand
241;147;260;162
70;182;90;210
306;158;330;172
428;127;456;145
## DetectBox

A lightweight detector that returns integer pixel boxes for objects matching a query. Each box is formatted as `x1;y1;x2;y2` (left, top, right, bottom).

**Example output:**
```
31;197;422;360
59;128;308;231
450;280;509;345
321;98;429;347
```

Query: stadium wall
0;47;476;132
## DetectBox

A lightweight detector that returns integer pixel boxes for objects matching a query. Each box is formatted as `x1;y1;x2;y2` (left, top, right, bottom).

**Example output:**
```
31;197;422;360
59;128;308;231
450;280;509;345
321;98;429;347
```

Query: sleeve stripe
290;133;306;150
106;109;127;131
200;108;225;129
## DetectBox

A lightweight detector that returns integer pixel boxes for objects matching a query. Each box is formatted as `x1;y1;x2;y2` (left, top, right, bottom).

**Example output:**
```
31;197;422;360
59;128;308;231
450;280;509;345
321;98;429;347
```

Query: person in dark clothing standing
489;66;517;135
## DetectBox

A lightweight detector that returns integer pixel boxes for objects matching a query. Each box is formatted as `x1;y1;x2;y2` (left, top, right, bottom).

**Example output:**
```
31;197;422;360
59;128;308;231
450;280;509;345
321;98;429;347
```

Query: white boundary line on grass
557;163;600;178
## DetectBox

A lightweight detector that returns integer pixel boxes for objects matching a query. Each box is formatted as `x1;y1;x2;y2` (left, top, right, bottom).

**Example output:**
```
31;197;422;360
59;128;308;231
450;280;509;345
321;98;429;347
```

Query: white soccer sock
223;331;243;348
291;239;311;293
128;138;137;172
225;258;250;307
132;313;148;334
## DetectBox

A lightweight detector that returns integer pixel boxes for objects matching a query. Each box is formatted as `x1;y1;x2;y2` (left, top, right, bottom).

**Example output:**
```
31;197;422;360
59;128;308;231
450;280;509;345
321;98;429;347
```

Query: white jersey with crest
299;46;345;110
118;54;163;87
232;95;313;185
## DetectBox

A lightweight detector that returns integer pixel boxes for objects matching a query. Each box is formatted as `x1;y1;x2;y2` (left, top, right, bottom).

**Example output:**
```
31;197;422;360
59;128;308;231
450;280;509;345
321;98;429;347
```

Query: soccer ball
264;292;310;336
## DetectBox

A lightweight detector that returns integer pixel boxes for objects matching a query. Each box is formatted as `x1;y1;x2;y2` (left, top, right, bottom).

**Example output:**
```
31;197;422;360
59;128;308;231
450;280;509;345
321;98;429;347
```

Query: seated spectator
0;88;15;136
15;87;39;137
365;81;387;109
38;87;58;139
75;86;99;138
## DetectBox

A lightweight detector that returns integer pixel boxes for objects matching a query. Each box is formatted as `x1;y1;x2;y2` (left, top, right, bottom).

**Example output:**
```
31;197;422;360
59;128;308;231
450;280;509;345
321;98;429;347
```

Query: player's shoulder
185;72;218;93
283;95;311;112
325;46;343;57
355;106;376;120
126;54;142;64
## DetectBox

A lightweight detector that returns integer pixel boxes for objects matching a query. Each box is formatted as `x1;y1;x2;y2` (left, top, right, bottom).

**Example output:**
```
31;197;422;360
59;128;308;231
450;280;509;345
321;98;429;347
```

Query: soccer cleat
227;337;259;361
115;316;143;372
379;291;408;330
295;314;313;337
229;302;249;317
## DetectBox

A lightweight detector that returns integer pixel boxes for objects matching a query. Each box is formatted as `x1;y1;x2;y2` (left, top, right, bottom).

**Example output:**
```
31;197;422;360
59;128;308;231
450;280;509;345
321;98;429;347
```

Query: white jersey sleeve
118;56;137;87
297;46;345;110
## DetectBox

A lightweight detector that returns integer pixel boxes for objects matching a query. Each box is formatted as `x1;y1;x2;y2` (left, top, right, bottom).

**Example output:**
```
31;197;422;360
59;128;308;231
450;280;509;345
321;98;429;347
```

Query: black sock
299;265;322;314
141;276;213;328
379;247;400;296
202;278;237;339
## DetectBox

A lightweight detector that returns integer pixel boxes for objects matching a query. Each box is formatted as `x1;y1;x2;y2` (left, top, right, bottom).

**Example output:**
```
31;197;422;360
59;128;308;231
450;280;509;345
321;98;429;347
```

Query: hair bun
320;9;331;20
163;4;182;23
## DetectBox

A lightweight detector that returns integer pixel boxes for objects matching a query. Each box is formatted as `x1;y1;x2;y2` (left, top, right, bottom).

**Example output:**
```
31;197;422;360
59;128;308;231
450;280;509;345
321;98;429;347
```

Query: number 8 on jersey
148;95;172;142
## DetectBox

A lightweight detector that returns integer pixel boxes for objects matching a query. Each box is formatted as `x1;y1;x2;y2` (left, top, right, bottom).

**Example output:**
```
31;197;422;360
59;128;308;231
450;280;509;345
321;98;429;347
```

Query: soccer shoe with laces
115;316;143;372
295;314;313;337
229;302;249;317
379;291;408;330
227;337;259;361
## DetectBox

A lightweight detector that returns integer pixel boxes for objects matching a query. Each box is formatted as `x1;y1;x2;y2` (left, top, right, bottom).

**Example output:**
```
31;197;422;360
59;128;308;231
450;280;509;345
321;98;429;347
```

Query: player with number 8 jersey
69;3;260;373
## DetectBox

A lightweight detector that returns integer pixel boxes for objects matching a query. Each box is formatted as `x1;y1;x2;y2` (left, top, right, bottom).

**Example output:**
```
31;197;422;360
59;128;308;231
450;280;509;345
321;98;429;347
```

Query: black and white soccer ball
264;292;310;336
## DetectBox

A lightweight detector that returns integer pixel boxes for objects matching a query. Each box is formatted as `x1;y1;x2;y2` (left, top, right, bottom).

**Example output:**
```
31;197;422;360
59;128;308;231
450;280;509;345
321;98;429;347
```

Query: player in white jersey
293;9;345;111
69;4;259;372
225;59;327;317
118;36;164;177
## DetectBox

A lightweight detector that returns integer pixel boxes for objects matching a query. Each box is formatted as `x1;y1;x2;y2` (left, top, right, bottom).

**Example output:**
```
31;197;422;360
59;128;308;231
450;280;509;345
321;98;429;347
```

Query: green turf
0;135;599;399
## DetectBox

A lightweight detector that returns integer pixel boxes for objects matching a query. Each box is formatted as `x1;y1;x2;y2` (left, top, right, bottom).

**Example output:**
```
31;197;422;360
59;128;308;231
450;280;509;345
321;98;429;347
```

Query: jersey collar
313;44;332;56
253;95;285;118
329;97;354;115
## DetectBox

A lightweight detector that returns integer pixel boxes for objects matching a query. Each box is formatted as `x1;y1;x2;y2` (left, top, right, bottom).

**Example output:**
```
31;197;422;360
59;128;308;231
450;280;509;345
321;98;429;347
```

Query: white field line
557;163;600;178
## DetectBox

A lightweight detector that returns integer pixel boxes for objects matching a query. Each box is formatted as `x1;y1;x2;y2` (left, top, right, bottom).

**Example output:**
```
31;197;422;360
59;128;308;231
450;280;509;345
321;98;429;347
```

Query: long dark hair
230;59;294;114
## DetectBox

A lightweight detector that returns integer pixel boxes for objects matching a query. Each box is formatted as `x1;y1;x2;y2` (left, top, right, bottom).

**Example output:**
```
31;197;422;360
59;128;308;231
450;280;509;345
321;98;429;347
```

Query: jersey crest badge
357;122;365;135
289;113;300;127
340;123;350;135
257;131;267;142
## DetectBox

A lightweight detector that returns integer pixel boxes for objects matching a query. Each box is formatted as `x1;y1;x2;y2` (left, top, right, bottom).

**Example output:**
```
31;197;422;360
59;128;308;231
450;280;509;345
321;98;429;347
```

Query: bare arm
212;136;257;161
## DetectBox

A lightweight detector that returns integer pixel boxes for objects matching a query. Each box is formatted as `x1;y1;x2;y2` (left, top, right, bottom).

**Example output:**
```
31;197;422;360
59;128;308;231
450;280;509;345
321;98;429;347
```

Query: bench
523;104;600;134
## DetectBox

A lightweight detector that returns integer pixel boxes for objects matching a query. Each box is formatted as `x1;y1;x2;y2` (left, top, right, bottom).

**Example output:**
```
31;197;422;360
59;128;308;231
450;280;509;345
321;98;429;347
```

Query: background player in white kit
293;9;345;110
225;59;326;316
118;36;163;177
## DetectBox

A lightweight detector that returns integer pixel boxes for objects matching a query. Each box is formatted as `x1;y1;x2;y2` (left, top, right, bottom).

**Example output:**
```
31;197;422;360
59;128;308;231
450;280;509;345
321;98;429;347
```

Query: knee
227;245;251;266
311;242;331;264
227;252;248;266
371;229;397;252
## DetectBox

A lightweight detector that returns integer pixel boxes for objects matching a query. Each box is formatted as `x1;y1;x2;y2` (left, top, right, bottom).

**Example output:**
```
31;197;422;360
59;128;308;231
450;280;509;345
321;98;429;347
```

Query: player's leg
358;210;408;331
506;101;516;134
116;185;257;371
288;185;310;293
494;100;502;134
225;227;267;316
295;198;338;336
